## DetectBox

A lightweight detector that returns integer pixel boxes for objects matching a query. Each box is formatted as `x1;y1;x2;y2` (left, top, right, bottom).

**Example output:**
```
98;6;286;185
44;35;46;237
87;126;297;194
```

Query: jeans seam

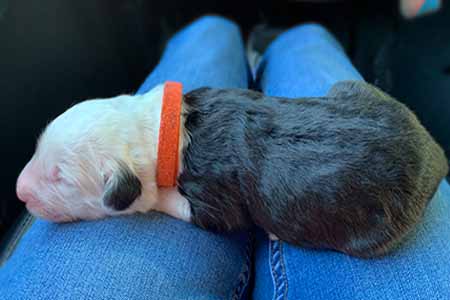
0;212;35;266
231;231;254;300
269;240;288;300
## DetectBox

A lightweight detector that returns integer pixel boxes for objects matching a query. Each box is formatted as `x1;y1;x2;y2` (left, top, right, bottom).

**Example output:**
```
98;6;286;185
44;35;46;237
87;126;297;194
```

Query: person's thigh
253;181;450;300
0;15;252;300
255;23;363;98
253;23;450;300
1;215;251;300
137;15;250;93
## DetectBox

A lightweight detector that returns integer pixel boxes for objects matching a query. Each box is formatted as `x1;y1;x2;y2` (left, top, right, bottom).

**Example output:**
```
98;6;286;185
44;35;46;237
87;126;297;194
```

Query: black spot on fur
178;81;448;258
103;161;142;211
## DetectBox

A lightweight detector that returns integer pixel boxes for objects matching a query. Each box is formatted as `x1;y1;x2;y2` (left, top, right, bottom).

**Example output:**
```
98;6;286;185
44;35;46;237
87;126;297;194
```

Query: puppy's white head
16;85;166;222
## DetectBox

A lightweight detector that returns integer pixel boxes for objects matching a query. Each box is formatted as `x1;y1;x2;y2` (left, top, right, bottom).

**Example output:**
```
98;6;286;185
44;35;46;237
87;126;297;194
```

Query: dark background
1;0;449;243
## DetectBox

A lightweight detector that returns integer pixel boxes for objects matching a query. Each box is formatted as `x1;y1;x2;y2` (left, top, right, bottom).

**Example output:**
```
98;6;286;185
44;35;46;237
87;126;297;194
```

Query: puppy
16;81;448;258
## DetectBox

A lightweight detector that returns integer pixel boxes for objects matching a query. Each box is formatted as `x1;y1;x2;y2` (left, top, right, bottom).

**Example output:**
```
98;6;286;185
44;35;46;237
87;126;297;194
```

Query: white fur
16;85;191;222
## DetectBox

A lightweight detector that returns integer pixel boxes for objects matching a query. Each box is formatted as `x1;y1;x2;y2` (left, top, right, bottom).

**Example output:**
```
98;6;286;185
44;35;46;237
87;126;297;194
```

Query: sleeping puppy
16;81;448;258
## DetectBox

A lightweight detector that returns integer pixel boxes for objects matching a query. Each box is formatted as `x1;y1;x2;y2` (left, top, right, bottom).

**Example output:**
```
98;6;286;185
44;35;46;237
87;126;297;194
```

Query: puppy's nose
16;161;37;203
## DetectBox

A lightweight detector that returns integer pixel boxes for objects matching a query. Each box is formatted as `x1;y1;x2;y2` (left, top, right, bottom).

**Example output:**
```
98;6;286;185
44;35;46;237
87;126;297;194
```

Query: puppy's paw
155;188;192;222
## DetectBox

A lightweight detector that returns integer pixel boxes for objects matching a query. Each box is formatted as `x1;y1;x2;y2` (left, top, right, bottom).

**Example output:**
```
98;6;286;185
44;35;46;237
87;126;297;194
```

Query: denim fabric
0;16;252;300
253;23;450;300
137;15;250;94
255;23;363;98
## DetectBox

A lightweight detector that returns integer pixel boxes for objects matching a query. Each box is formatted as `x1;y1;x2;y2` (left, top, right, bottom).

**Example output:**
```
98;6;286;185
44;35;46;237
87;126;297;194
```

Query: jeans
253;23;450;300
1;15;450;300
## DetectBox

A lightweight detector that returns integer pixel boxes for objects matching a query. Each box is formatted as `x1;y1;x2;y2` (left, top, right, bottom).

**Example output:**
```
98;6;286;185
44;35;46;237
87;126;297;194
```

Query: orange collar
156;81;183;187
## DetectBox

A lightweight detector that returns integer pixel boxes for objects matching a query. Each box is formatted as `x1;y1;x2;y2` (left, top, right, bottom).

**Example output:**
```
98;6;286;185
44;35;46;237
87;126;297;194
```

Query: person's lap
0;16;252;300
137;15;250;93
253;23;450;300
1;15;450;300
0;214;251;300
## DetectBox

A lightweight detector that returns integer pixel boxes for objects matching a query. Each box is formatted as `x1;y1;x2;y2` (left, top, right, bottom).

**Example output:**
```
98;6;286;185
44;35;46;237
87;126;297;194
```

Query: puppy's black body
178;81;448;258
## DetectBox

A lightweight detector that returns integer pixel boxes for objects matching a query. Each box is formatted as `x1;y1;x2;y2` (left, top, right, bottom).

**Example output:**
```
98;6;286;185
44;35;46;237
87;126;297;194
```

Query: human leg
137;15;250;93
255;23;362;98
253;23;450;300
0;15;252;300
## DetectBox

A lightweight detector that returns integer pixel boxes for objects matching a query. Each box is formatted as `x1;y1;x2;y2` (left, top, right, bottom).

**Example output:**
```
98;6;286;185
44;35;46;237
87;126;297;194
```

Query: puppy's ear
327;80;388;99
102;161;142;211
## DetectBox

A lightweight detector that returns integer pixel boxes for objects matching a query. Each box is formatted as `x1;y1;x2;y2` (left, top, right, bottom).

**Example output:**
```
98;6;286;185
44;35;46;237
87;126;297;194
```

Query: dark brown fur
177;81;448;258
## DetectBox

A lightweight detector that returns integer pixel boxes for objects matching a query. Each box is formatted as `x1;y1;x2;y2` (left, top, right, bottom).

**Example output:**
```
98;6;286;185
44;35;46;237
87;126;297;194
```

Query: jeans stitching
269;241;279;299
279;242;289;300
270;240;288;300
231;231;254;300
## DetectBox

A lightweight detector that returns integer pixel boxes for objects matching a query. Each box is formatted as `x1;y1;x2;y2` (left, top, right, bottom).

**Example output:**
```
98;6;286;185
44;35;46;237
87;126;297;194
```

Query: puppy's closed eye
102;161;142;211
